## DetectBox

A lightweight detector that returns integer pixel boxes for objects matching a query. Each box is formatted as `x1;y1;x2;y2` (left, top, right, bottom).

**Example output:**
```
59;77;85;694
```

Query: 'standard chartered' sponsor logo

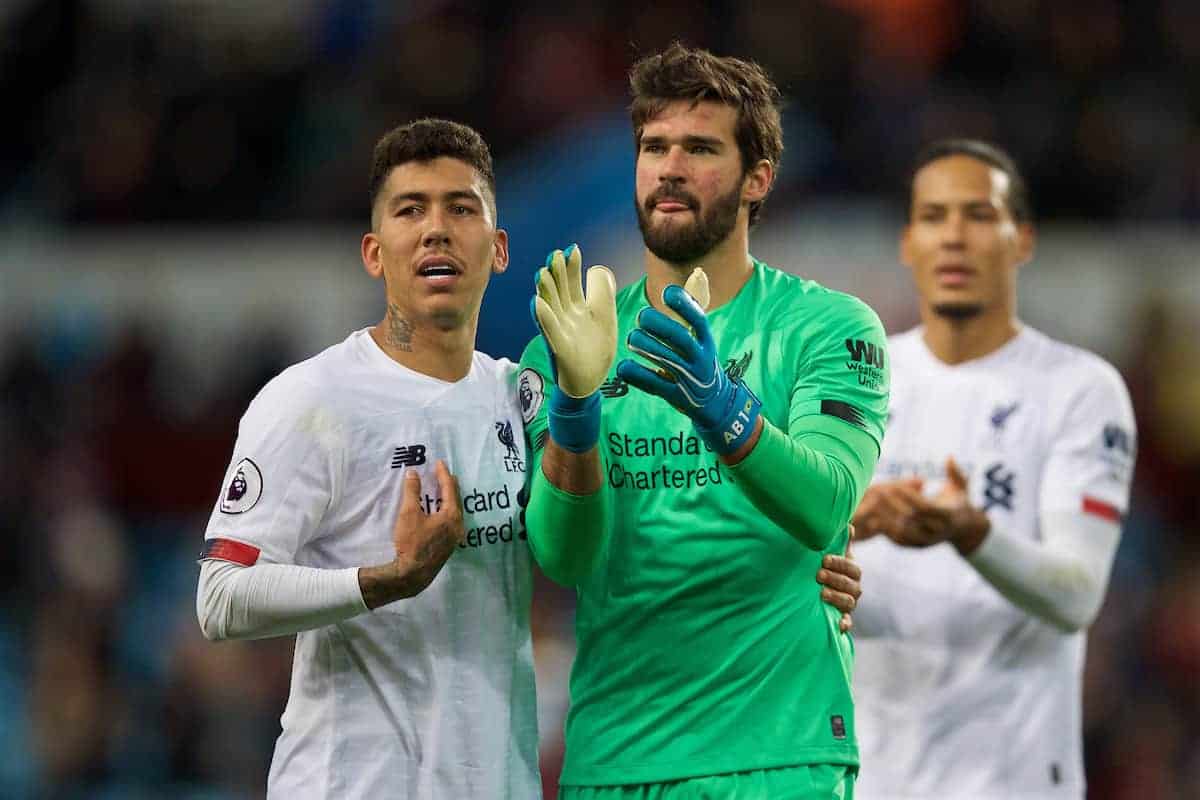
495;420;525;473
417;482;529;548
844;338;885;389
605;431;724;490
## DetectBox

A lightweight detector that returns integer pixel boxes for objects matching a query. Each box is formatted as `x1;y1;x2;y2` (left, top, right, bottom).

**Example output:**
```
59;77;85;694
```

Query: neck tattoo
386;304;414;352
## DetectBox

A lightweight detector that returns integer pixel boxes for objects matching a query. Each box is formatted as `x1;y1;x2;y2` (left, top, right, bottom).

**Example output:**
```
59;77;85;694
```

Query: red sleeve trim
200;538;261;566
1082;496;1122;523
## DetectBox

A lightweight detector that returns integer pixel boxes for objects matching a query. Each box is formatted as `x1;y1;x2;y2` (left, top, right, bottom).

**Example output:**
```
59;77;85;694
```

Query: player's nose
421;218;451;248
659;145;690;180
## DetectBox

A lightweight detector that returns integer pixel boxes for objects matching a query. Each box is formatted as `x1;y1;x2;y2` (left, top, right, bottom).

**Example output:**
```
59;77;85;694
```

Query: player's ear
742;159;774;204
1014;222;1035;269
491;228;510;275
899;225;915;271
362;232;384;280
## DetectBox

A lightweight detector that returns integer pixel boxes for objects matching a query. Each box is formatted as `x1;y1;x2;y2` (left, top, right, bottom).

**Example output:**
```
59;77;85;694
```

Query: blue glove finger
635;307;704;365
662;284;714;350
626;328;690;378
617;358;684;404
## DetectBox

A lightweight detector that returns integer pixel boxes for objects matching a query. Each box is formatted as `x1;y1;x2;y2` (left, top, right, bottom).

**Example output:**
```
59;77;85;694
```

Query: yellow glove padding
534;246;618;399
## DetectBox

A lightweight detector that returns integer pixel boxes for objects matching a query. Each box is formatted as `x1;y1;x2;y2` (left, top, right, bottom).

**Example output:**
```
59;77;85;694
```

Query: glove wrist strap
547;389;602;454
694;381;762;455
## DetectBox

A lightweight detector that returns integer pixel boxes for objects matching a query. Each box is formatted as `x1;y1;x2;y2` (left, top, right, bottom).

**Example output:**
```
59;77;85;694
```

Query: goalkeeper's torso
522;261;876;787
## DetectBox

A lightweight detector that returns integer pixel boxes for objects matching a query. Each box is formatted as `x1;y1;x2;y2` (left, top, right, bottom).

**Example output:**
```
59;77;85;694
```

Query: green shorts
559;764;855;800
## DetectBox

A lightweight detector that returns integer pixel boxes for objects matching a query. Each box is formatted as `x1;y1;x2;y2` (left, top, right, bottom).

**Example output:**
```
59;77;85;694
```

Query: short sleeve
1039;361;1136;522
203;372;339;565
516;335;553;464
787;294;890;452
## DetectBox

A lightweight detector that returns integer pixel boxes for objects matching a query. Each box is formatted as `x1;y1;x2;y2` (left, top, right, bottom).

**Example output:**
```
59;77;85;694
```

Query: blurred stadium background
1;1;1198;797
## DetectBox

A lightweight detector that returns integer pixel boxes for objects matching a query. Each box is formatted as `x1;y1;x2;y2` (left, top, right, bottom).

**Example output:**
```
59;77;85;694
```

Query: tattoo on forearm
386;304;414;351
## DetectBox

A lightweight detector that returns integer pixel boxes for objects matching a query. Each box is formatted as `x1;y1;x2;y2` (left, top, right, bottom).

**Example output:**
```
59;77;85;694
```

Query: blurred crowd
2;0;1200;224
3;0;1200;798
2;300;1197;798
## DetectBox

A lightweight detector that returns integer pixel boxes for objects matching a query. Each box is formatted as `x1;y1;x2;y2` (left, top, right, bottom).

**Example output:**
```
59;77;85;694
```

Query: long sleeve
515;340;609;586
196;559;367;641
728;414;878;550
966;511;1121;632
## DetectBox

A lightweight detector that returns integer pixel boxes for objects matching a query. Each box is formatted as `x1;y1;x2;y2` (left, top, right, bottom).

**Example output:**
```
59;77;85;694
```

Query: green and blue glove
617;274;762;456
530;245;617;453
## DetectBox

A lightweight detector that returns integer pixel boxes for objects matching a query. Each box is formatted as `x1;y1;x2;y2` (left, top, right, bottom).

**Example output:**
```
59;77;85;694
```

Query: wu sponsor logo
982;462;1015;511
599;376;629;398
845;338;885;368
844;338;885;390
496;420;525;473
391;445;427;468
723;351;752;382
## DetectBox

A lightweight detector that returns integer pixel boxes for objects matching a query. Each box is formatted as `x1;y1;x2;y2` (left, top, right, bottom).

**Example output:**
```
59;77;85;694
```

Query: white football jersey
853;326;1135;799
203;329;539;799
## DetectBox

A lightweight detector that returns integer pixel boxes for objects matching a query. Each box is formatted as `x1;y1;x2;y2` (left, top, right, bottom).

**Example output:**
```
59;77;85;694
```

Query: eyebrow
386;189;483;210
915;200;999;211
641;134;726;149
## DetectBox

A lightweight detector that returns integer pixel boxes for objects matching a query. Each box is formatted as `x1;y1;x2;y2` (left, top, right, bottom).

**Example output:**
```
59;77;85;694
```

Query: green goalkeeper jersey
518;260;889;787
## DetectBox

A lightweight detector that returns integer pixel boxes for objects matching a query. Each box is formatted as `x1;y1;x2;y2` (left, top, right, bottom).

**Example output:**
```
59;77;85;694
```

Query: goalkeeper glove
530;245;617;453
617;274;761;456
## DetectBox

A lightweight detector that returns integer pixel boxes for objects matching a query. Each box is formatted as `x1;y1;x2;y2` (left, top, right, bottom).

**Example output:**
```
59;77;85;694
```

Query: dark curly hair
368;118;495;226
630;42;784;227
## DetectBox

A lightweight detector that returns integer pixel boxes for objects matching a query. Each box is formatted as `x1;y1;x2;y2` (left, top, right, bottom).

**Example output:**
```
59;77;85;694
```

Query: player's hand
901;457;990;555
390;460;465;597
863;459;990;554
533;245;617;399
852;478;924;541
617;273;761;456
818;535;862;633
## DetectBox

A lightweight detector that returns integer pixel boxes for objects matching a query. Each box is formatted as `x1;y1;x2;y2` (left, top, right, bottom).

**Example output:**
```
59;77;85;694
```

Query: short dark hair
368;118;496;224
629;42;784;227
909;138;1032;223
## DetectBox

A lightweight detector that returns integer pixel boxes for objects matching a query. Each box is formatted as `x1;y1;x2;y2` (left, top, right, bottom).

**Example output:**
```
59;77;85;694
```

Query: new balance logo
391;445;427;468
599;376;629;397
845;338;885;369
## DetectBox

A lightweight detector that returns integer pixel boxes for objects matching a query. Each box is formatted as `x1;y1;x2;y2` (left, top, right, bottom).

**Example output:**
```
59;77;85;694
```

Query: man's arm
518;246;616;585
619;286;887;551
199;462;464;640
856;452;1126;632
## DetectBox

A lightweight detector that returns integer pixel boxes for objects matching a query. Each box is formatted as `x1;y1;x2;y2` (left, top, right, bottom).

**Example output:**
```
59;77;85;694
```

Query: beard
636;180;742;264
931;302;985;320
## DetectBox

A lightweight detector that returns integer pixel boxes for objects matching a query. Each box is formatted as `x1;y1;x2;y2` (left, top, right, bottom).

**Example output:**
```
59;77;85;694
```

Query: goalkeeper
519;44;888;798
